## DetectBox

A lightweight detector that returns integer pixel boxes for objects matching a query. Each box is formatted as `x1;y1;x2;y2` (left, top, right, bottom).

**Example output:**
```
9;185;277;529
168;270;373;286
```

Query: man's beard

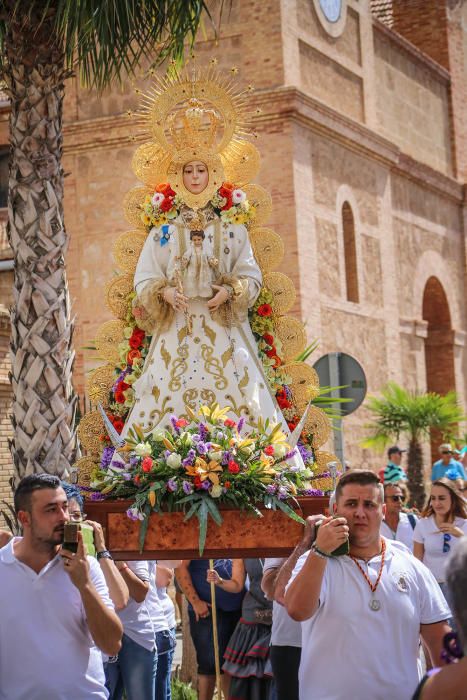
30;522;64;549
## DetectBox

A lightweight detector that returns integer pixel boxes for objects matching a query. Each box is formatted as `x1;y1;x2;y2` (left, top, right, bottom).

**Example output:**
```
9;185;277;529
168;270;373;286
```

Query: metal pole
328;352;345;470
209;559;223;699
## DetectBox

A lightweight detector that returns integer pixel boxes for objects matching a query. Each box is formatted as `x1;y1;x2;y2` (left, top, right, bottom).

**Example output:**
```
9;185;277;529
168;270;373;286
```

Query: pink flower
232;188;246;204
151;192;165;206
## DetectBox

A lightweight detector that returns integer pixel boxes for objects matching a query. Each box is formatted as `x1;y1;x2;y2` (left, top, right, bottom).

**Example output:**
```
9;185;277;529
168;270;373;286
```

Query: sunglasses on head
442;451;453;455
389;495;404;502
443;533;451;553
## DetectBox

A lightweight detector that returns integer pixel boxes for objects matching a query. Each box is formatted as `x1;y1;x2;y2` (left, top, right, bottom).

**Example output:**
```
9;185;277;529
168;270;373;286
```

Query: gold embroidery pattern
168;344;189;391
224;394;250;417
201;389;216;404
178;324;189;345
160;339;171;370
145;396;174;431
238;366;250;391
201;343;228;390
152;386;161;402
221;345;233;367
182;389;199;410
200;315;217;345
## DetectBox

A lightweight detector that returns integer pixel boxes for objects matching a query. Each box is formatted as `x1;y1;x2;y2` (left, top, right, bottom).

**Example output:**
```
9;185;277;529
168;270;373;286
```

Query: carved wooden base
85;496;329;559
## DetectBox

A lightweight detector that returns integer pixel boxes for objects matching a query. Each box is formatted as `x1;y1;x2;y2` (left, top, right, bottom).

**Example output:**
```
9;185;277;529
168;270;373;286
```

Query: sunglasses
441;451;453;455
443;533;451;553
389;495;404;502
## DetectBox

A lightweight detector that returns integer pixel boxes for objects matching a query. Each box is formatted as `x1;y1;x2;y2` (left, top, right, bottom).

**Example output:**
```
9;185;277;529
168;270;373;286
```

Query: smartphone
315;516;349;557
81;523;96;557
62;522;80;553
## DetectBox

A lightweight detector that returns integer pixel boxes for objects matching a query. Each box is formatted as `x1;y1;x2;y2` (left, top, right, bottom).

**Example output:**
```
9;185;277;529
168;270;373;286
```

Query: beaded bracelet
310;544;332;560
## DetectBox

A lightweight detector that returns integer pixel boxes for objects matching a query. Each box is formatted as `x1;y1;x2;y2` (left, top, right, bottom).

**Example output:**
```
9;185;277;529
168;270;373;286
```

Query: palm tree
0;0;213;482
362;382;465;509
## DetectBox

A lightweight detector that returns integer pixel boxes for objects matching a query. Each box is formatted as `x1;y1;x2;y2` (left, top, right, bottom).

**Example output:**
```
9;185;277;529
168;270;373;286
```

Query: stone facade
0;0;466;515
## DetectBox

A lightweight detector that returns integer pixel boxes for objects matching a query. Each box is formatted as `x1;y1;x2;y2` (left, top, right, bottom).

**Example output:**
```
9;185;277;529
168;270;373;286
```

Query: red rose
159;197;174;213
257;304;272;317
287;422;297;432
129;335;142;349
141;457;153;473
127;349;142;365
224;481;231;489
265;346;277;358
264;445;275;456
276;393;291;410
194;475;203;489
228;460;240;474
114;390;125;404
263;333;274;346
175;418;188;428
224;418;236;428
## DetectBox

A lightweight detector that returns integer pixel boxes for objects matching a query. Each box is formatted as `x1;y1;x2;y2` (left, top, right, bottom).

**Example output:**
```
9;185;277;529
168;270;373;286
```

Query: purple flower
90;492;106;501
199;423;208;440
130;455;140;468
126;507;143;521
237;417;245;433
182;449;196;466
303;488;324;496
266;484;277;495
182;480;193;495
196;441;208;455
201;480;211;490
164;449;171;458
298;442;313;464
167;478;177;492
221;450;231;466
170;415;180;433
191;434;201;443
100;446;115;469
285;449;297;461
278;486;288;500
313;471;330;480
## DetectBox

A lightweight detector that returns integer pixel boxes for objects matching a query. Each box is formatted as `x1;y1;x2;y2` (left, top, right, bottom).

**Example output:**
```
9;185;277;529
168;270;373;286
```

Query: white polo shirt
413;515;467;582
0;538;112;700
289;539;449;700
380;512;417;550
116;561;157;650
263;558;301;648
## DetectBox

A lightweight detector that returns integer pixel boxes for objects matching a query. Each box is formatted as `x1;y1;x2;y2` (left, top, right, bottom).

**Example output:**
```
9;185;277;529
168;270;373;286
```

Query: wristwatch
96;549;113;561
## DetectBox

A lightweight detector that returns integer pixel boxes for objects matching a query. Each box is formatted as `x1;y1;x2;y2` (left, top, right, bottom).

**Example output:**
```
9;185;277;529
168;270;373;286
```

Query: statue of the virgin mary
77;62;334;486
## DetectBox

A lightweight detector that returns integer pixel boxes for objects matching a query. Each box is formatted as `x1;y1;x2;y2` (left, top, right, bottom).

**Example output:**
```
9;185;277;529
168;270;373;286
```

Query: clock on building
312;0;347;36
319;0;342;23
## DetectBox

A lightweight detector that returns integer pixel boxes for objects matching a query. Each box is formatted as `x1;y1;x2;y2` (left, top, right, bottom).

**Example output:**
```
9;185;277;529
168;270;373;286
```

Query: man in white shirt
285;469;450;700
380;482;417;550
0;474;122;700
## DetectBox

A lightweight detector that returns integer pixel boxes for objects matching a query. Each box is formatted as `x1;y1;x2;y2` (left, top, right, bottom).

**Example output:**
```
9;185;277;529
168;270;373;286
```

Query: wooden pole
209;558;223;699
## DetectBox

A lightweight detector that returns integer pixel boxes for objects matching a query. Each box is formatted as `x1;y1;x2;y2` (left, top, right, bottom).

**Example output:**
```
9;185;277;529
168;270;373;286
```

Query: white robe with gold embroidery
122;213;301;454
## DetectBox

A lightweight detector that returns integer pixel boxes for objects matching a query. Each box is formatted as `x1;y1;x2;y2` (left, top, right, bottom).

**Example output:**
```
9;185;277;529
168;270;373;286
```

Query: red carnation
134;474;141;485
271;355;282;369
224;418;236;429
112;418;125;434
265;347;277;358
129;331;144;349
228;460;240;474
141;457;153;473
176;418;188;428
263;333;274;346
264;445;275;456
194;475;203;489
287;421;297;432
159;197;174;213
114;390;125;404
224;481;231;489
257;304;272;317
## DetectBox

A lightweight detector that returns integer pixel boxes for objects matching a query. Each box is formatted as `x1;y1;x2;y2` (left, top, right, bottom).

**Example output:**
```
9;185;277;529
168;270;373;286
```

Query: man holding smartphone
285;470;451;700
0;474;123;700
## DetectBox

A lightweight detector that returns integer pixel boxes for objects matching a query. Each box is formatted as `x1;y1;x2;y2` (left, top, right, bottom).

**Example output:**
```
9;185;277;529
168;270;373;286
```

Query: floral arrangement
210;181;256;226
90;403;319;553
141;183;182;228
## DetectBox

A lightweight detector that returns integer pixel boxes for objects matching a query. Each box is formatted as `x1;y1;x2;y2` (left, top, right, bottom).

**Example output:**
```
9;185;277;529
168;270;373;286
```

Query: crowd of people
0;444;466;700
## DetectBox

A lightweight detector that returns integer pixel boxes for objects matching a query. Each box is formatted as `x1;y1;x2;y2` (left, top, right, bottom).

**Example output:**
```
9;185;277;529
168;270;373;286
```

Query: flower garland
141;183;182;228
210;181;256;226
91;403;311;552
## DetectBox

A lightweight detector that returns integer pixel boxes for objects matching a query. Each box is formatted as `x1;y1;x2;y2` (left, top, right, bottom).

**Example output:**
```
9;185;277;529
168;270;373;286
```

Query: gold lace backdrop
76;62;339;492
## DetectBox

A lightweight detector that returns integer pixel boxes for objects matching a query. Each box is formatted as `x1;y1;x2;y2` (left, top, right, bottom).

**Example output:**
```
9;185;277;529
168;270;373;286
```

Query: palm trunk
407;437;426;511
4;2;78;482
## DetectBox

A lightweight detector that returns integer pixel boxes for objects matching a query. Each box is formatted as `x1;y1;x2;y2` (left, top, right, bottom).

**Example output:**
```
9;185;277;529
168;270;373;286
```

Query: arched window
342;202;359;302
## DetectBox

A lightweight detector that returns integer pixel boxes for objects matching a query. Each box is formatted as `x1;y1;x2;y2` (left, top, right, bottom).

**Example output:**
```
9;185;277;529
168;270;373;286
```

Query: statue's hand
207;285;229;311
163;287;188;312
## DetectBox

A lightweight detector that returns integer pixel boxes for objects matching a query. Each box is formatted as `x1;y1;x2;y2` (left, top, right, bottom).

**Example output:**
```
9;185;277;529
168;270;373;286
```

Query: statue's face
183;160;209;194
